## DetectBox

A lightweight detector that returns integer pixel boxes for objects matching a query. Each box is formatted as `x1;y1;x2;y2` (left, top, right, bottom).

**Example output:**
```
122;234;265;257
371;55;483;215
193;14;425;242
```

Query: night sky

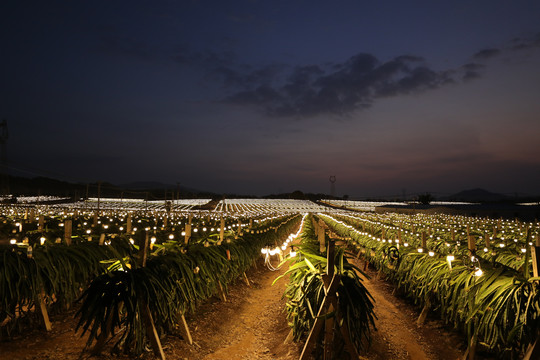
3;1;540;198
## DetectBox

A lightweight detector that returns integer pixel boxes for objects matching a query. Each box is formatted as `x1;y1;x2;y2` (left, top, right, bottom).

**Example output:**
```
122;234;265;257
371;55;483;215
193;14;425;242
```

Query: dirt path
170;260;302;360
354;258;466;360
1;255;473;360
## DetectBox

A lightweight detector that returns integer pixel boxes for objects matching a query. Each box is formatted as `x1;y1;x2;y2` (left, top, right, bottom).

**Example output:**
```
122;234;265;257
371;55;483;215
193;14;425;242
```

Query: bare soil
1;256;479;360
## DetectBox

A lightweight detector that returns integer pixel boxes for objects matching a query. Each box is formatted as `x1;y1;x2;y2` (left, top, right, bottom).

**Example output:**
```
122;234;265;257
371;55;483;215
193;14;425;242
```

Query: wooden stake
243;272;250;287
126;213;132;233
319;227;326;253
184;223;191;244
417;299;430;326
217;281;227;302
141;301;166;359
64;220;72;245
38;215;44;232
140;232;149;267
37;292;52;331
179;314;193;345
524;334;540;360
468;234;476;256
531;243;540;278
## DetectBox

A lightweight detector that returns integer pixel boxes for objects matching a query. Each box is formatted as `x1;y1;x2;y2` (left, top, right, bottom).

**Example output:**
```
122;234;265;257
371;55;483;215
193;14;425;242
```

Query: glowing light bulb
417;248;423;253
446;255;454;262
428;251;435;257
474;268;483;277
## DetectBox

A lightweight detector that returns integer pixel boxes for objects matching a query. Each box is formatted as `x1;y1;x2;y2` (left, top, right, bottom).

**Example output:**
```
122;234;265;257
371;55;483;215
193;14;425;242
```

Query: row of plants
0;238;132;337
0;208;299;339
277;214;376;359
74;213;302;356
320;213;540;359
336;211;538;272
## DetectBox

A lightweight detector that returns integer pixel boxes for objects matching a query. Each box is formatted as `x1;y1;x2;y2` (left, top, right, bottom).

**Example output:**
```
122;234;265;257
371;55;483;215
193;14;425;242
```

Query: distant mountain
442;188;508;202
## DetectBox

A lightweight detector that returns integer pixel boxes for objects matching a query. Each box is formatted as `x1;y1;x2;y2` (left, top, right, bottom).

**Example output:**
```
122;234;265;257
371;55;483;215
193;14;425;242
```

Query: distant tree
418;192;434;205
290;190;305;200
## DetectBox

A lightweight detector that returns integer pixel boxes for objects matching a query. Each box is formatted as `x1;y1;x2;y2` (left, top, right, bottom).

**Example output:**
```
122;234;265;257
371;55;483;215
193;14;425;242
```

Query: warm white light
169;234;174;240
261;248;268;254
40;236;46;245
521;248;527;253
417;247;423;253
289;251;297;257
474;267;483;277
446;255;454;262
86;229;91;234
10;239;16;244
428;251;435;256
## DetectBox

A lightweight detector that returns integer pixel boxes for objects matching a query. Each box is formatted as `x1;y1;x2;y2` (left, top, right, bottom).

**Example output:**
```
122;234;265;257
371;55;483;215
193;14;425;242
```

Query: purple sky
2;0;540;198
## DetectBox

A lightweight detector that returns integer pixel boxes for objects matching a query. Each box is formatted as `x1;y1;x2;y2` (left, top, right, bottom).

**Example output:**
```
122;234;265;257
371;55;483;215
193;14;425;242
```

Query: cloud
223;53;456;117
509;32;540;50
473;48;501;60
174;32;540;118
461;63;485;81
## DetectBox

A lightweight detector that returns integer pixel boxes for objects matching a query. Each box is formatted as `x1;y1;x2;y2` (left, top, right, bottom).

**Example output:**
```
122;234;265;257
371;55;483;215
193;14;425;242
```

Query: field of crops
1;198;539;359
316;211;540;359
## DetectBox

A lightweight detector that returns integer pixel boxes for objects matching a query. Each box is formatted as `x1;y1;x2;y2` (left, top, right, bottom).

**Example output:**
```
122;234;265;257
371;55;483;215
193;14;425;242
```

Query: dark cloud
509;33;540;50
461;63;485;81
473;48;501;60
223;53;456;117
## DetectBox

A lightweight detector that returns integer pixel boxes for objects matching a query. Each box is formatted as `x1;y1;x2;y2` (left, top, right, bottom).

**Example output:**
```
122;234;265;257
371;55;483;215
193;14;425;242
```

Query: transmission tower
0;120;8;196
329;175;336;197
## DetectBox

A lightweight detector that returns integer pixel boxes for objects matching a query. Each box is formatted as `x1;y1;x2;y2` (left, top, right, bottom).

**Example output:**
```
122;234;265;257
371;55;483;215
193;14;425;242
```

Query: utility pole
329;175;336;198
0;119;9;196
